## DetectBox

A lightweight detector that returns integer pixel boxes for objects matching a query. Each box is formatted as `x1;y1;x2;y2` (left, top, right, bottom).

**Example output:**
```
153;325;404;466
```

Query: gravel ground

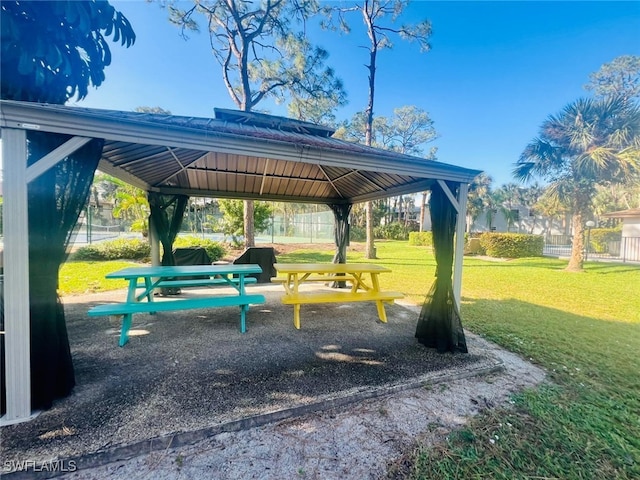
1;284;545;480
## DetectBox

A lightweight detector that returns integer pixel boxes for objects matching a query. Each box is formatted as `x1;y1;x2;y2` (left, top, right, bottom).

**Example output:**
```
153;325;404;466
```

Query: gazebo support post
1;130;94;424
1;128;33;424
452;182;469;310
436;180;468;310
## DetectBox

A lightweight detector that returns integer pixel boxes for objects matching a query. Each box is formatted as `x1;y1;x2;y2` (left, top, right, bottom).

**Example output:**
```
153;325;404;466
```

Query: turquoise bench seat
88;294;266;346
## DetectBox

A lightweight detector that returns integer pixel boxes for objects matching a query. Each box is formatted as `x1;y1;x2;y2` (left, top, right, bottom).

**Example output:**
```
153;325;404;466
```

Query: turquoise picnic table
88;264;266;346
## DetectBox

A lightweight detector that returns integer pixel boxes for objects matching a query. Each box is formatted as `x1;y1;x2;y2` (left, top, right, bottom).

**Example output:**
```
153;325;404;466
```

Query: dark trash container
233;247;277;283
172;247;212;280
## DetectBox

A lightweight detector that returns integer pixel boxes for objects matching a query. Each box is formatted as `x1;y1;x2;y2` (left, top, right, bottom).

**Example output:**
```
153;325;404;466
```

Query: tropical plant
97;175;150;235
1;0;135;103
218;199;272;245
493;183;523;232
514;96;640;271
466;173;493;232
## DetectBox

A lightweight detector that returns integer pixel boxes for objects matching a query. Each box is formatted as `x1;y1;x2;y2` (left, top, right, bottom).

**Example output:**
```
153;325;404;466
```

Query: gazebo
1;100;481;424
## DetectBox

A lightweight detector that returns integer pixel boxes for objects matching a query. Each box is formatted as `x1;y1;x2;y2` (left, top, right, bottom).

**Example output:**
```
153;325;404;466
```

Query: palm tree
514;97;640;271
466;173;493;232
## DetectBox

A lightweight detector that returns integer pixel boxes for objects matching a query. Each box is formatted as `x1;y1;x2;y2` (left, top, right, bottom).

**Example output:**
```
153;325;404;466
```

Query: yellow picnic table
274;263;404;329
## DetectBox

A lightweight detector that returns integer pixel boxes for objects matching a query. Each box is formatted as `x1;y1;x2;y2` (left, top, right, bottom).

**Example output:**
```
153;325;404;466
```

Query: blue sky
74;1;640;188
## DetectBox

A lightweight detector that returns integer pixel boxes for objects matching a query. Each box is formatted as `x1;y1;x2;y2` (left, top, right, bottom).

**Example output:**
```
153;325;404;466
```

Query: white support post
1;128;36;425
452;182;469;311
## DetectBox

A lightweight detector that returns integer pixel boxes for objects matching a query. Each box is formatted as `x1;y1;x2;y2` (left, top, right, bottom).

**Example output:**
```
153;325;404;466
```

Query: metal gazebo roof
1;101;481;204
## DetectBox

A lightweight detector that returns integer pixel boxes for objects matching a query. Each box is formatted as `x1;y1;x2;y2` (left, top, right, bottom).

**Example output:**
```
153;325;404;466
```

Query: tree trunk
365;201;376;259
567;211;585;272
244;199;255;248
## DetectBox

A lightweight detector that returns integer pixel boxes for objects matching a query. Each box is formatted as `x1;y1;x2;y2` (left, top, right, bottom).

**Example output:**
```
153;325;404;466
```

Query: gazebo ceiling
0;101;481;204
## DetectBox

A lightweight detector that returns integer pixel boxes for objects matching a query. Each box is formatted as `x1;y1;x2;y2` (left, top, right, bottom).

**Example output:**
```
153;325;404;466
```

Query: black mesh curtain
328;203;352;264
148;192;188;266
1;131;103;413
328;203;352;288
415;181;468;353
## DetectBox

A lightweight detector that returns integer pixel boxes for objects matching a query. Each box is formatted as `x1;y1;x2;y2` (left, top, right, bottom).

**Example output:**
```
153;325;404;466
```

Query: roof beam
27;136;92;183
157;147;189;185
318;165;344;198
259;158;269;196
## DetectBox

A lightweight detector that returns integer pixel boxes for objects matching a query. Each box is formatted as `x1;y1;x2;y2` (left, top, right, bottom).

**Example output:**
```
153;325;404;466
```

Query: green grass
59;260;140;295
61;241;640;478
278;241;640;479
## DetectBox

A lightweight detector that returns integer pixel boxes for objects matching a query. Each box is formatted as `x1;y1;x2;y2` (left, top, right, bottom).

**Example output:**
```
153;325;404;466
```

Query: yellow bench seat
281;290;404;329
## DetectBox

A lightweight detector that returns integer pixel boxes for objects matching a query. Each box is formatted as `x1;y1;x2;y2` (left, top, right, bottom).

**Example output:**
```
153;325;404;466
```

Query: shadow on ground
1;285;497;476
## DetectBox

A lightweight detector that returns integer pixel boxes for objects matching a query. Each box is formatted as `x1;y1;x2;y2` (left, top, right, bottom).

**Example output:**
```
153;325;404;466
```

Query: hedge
408;231;433;247
173;235;225;261
478;232;544;258
588;227;621;254
375;222;415;240
70;238;150;261
70;236;226;262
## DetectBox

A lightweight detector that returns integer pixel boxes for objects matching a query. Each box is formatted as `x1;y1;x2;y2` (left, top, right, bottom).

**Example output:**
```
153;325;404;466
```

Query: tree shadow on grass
461;296;640;375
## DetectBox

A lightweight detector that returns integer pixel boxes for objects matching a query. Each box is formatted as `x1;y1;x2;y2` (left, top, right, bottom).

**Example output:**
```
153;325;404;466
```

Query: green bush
375;222;413;240
408;231;433;247
349;225;366;242
588;227;621;253
71;238;150;261
174;235;226;261
479;233;544;258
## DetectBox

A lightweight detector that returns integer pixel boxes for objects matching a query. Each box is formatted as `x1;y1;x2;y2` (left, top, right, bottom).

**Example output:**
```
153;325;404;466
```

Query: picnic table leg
370;272;388;323
375;301;388;323
293;304;301;329
239;304;248;333
119;313;133;347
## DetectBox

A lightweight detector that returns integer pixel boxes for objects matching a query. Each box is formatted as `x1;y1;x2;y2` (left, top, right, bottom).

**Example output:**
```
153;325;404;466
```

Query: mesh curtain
328;203;352;264
1;131;104;413
148;192;189;267
328;203;352;288
415;181;468;353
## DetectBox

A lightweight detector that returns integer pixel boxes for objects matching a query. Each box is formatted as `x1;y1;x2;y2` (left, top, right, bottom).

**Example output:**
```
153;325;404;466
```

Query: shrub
173;236;226;261
349;225;366;242
464;237;485;255
375;222;413;240
71;238;150;261
479;233;544;258
408;231;433;247
588;227;621;254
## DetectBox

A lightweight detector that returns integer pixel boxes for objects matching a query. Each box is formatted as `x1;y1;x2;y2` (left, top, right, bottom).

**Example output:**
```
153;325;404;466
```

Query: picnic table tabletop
274;263;391;274
106;264;263;279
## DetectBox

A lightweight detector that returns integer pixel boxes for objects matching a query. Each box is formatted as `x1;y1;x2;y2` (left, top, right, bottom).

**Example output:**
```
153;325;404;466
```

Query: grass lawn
60;241;640;478
59;260;141;295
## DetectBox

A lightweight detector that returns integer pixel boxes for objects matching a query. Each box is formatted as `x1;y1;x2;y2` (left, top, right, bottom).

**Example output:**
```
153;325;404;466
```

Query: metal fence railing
544;235;640;263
